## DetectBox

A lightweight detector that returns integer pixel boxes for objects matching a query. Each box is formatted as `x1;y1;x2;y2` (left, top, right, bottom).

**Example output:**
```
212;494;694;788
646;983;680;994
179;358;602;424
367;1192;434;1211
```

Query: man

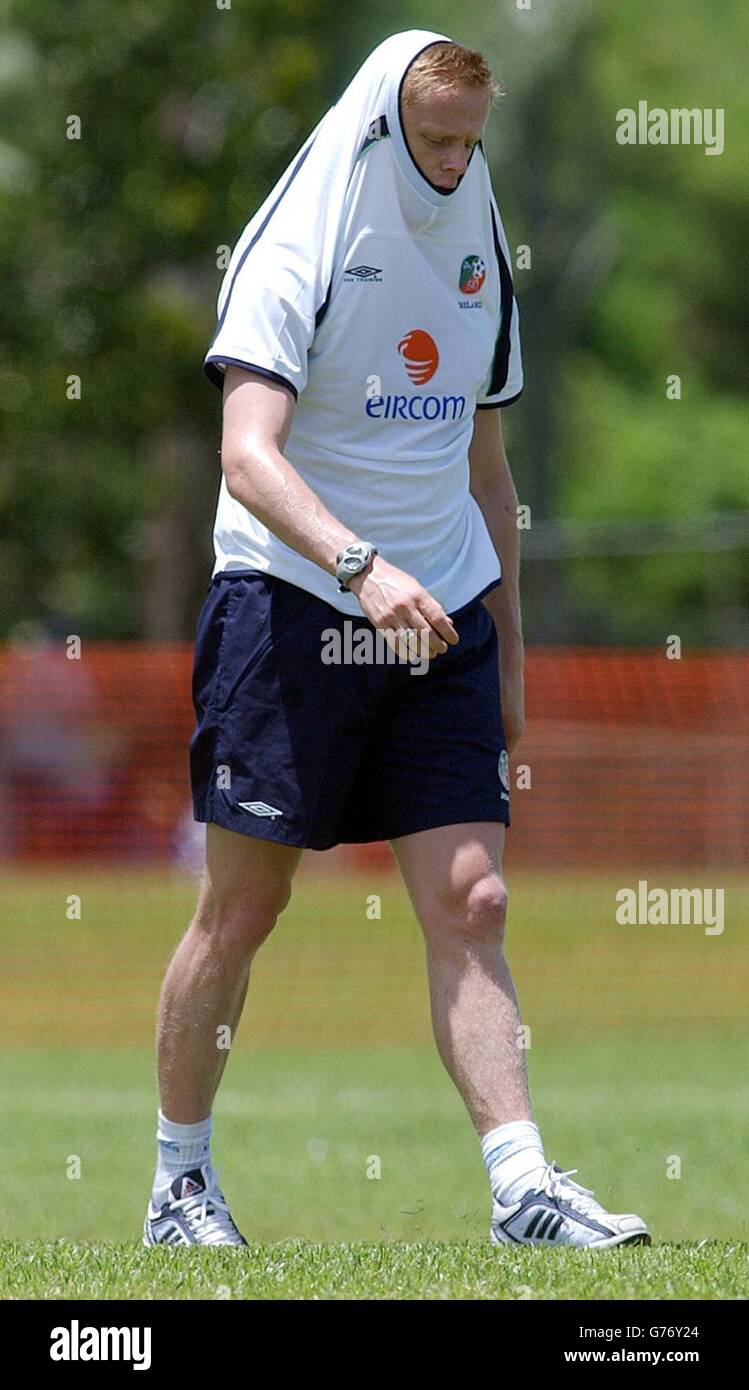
144;31;650;1249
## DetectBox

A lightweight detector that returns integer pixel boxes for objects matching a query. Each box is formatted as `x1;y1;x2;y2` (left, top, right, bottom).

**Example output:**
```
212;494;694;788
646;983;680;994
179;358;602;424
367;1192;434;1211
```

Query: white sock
152;1109;214;1206
481;1120;548;1204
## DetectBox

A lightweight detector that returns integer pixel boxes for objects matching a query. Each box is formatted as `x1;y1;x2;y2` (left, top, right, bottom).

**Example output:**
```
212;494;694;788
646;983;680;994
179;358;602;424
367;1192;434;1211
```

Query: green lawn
2;1238;743;1301
0;867;746;1298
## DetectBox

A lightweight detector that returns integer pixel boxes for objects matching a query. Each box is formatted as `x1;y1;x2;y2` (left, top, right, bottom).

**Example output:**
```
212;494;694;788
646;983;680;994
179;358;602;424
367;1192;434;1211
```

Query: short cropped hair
401;42;502;107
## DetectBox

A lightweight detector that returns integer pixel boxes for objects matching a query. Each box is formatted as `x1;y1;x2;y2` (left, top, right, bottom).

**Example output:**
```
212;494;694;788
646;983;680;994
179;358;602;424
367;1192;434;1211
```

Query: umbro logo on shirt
237;800;284;818
344;264;383;282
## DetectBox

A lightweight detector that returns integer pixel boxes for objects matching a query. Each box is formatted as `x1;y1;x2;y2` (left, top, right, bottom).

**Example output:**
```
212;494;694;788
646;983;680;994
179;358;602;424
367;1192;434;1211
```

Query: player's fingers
399;614;448;660
414;593;459;648
378;623;432;663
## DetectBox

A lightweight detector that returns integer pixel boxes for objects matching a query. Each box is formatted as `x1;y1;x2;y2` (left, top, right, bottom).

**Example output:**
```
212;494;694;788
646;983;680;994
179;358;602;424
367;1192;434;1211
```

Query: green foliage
0;0;340;636
0;0;746;641
495;0;749;643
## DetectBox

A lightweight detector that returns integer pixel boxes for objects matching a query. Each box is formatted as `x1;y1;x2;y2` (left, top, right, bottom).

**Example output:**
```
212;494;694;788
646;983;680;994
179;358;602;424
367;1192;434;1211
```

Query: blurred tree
469;0;749;645
0;0;345;637
0;0;746;645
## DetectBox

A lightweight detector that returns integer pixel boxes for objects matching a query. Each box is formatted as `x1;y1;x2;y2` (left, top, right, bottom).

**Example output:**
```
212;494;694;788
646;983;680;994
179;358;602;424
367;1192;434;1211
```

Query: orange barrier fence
0;643;746;867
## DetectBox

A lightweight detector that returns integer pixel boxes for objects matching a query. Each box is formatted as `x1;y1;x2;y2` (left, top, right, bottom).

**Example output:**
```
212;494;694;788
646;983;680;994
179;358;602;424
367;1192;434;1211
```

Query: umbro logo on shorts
344;264;383;281
237;800;284;818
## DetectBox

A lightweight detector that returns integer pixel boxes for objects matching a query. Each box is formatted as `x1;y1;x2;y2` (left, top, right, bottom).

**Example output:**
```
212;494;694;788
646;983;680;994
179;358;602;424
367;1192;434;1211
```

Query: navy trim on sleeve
203;356;299;399
314;280;333;330
485;202;516;399
476;388;524;410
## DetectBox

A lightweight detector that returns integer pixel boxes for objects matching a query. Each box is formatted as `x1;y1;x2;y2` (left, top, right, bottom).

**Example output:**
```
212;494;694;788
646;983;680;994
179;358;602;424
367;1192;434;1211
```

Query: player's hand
347;555;459;661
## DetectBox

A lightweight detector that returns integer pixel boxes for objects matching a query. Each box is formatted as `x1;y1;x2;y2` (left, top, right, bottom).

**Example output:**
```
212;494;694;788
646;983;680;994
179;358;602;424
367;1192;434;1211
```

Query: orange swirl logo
397;329;439;385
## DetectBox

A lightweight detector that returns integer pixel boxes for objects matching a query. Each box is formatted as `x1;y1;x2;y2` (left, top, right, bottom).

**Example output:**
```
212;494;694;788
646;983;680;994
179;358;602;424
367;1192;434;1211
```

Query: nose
441;145;468;176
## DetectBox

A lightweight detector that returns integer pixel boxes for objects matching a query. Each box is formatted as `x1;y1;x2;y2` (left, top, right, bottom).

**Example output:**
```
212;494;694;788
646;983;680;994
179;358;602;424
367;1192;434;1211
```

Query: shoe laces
535;1163;603;1218
169;1184;243;1245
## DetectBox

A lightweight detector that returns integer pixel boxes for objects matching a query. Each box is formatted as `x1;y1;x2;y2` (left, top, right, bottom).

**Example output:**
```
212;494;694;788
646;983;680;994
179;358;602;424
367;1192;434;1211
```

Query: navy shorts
190;570;510;850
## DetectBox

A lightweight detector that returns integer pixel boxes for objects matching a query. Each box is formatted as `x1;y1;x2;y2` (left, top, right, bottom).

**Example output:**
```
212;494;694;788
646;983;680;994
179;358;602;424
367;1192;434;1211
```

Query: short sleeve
203;241;317;400
476;198;524;410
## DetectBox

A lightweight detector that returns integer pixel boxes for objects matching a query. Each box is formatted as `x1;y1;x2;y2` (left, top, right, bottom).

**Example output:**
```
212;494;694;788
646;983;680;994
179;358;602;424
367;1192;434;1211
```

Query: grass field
0;865;746;1299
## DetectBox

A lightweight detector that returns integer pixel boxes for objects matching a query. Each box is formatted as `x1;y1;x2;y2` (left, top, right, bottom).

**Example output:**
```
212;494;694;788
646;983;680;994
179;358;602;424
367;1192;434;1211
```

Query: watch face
338;544;374;584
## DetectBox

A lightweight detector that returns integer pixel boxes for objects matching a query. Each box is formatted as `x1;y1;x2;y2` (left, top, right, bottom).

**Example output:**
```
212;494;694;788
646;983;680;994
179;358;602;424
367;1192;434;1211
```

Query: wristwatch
335;541;378;592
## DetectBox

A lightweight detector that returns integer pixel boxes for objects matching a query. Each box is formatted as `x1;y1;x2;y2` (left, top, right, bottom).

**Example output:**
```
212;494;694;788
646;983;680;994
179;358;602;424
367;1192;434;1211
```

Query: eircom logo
397;328;439;384
365;329;466;422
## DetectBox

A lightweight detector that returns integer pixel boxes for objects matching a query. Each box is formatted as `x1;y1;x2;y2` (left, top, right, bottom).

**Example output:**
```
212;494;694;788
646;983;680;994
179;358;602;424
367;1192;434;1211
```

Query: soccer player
144;31;650;1249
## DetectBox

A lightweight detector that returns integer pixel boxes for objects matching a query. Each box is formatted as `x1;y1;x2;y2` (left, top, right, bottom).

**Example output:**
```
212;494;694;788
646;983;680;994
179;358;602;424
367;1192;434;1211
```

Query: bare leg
390;822;533;1136
156;823;303;1122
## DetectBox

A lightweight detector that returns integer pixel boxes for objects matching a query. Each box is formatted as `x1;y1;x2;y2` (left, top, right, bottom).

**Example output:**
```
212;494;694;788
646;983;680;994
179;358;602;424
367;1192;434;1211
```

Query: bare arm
221;366;358;576
219;365;458;655
468;407;525;749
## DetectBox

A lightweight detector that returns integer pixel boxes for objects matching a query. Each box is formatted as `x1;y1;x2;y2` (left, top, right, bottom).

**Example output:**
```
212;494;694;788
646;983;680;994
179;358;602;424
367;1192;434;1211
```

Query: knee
432;873;509;947
193;881;291;959
464;874;509;944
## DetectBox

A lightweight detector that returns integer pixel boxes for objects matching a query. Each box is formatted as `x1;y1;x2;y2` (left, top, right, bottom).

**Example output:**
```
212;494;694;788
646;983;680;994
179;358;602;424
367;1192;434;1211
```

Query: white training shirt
204;106;523;617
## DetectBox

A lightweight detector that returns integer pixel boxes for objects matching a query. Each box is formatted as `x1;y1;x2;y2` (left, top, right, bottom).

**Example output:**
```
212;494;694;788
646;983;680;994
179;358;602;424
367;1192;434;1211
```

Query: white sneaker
490;1161;651;1248
143;1165;248;1247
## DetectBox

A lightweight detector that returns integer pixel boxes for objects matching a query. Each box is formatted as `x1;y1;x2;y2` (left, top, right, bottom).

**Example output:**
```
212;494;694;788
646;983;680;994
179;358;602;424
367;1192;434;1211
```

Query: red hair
401;42;502;106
